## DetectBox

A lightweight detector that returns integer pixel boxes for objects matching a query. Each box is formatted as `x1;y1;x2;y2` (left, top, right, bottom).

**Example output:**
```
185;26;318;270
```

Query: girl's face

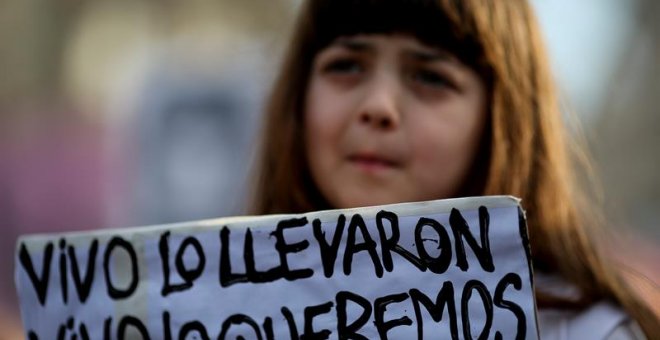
304;34;487;209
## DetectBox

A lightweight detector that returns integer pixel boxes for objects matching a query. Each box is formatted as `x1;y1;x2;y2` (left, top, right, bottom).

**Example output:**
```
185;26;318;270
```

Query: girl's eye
412;69;454;89
413;70;453;87
323;58;363;74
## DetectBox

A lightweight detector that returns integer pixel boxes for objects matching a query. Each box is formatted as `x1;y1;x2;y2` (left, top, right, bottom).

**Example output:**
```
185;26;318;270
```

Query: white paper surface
16;195;538;339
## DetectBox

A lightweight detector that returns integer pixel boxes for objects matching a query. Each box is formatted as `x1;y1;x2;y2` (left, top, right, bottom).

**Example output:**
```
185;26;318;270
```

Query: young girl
251;0;658;338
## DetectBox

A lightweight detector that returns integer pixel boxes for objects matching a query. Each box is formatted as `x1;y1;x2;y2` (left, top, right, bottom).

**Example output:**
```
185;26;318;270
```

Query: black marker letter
302;301;334;340
219;227;248;287
343;214;383;277
68;239;98;303
103;237;139;300
161;233;206;296
58;239;68;304
117;316;150;340
160;232;187;295
281;307;300;340
449;207;494;272
272;217;314;281
461;280;493;340
218;314;263;340
313;215;346;278
414;218;452;274
19;242;54;306
410;282;458;340
162;311;172;340
179;321;210;340
79;323;90;340
494;273;526;340
374;292;412;340
263;317;274;340
376;210;425;272
244;228;282;283
336;291;372;340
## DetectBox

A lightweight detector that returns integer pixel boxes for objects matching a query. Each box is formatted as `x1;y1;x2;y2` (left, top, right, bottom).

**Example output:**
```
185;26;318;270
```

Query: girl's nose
357;76;401;130
359;109;396;129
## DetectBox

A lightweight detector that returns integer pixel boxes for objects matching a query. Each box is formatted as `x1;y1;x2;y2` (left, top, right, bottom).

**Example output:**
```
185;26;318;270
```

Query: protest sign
16;195;538;339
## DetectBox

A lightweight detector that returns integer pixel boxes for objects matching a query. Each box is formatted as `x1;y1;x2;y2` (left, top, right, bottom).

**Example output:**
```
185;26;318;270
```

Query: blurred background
0;0;658;337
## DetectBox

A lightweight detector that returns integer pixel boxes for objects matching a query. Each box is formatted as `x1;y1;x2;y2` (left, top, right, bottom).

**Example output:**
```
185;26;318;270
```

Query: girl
251;0;658;338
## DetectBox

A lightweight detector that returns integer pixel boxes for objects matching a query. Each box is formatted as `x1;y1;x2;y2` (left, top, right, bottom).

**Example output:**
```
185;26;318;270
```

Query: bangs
308;0;484;69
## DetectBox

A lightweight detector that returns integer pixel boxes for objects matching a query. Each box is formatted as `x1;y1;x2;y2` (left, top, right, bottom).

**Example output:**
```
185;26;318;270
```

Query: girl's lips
347;154;400;172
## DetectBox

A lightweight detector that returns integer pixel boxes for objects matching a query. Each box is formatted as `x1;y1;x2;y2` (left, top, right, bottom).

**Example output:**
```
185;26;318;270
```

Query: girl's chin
333;193;410;209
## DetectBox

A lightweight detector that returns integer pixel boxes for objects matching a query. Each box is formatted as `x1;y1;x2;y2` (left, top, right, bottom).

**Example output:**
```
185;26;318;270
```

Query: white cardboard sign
16;196;538;339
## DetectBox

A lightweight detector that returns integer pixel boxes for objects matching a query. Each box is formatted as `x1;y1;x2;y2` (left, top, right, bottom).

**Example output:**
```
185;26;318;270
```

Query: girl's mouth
347;153;400;172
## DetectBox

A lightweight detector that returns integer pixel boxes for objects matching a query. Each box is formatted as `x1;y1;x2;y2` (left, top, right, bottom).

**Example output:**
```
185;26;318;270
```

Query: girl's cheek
406;112;470;175
309;84;354;133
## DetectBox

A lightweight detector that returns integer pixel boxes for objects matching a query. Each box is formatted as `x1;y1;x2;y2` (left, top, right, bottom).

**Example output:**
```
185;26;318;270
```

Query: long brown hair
251;0;658;335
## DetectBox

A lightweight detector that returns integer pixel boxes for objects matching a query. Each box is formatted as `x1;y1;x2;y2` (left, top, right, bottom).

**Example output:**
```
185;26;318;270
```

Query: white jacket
536;273;646;340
